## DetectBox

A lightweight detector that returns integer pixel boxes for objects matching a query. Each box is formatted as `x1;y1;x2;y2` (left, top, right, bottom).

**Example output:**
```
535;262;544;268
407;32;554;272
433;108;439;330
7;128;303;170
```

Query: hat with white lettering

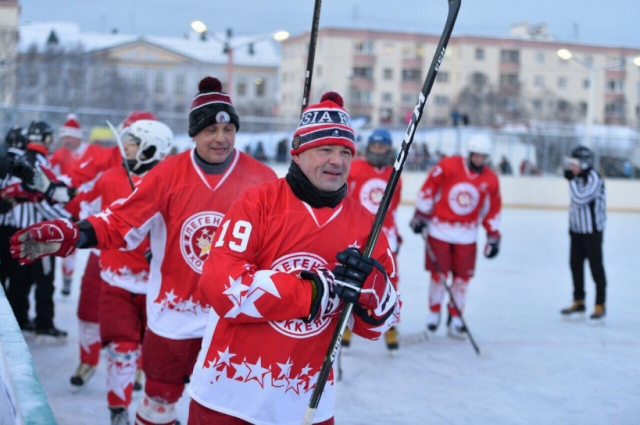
291;92;356;156
188;77;240;137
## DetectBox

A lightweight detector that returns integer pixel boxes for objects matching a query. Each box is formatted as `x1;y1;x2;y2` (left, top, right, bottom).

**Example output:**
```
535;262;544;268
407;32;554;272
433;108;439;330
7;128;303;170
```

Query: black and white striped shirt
569;168;606;234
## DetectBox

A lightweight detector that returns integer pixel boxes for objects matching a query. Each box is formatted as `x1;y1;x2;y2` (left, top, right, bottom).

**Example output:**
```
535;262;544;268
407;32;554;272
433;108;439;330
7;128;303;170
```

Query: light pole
557;49;640;149
190;21;289;100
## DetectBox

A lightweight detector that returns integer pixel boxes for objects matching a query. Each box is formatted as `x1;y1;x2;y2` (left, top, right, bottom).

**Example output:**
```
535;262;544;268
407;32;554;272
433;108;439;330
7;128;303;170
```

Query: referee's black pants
570;231;607;305
6;256;56;330
0;225;18;292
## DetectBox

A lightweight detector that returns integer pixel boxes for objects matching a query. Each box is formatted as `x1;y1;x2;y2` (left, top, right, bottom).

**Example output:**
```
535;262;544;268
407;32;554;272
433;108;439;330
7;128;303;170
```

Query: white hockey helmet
122;119;173;167
467;134;492;156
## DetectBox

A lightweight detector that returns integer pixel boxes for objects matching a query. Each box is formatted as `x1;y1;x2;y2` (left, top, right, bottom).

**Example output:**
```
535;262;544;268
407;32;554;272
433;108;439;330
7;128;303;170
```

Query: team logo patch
359;178;387;214
448;182;480;216
216;111;230;124
268;253;334;339
292;135;301;150
180;211;224;273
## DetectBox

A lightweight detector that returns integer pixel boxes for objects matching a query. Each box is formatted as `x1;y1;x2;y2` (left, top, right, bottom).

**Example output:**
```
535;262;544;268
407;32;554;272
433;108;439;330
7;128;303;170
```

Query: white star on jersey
223;271;280;319
246;358;271;388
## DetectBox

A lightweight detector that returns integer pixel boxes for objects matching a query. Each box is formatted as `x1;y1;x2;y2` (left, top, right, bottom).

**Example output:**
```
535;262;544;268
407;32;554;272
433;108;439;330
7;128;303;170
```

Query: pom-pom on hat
188;77;240;137
59;113;82;139
291;91;356;156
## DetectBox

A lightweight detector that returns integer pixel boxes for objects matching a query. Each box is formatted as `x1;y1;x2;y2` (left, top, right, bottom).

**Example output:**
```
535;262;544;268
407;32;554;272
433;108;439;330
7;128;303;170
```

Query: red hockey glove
301;267;342;322
484;232;500;259
409;210;429;237
332;248;390;311
0;182;44;203
10;219;80;265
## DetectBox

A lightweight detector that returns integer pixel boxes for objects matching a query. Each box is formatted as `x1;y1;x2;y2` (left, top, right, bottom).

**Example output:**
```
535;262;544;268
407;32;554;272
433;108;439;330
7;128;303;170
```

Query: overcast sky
19;0;640;48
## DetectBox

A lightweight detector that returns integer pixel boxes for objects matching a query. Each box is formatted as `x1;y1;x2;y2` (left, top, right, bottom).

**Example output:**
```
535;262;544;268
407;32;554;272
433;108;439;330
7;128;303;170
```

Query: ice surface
25;207;640;424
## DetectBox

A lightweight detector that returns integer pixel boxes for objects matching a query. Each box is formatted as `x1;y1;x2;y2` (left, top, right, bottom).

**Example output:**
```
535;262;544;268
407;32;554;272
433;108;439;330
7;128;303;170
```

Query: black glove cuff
77;219;98;249
300;270;324;323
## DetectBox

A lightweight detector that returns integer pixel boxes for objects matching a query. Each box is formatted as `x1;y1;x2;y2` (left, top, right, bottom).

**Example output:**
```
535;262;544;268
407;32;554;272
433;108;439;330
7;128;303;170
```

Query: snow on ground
24;206;640;425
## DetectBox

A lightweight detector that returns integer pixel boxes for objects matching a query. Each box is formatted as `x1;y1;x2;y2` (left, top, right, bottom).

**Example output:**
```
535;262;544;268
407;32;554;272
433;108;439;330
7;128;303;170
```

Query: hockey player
187;92;400;424
49;114;104;295
560;146;608;321
410;134;501;339
345;128;402;351
11;77;277;425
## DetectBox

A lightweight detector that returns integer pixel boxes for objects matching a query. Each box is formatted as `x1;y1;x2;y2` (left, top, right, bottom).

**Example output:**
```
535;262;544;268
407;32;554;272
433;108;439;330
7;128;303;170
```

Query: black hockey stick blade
300;0;323;116
302;1;462;423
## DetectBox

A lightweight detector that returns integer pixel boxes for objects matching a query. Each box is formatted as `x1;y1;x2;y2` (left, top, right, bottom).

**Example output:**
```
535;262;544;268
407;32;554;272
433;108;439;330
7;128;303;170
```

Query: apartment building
279;24;640;128
0;0;20;105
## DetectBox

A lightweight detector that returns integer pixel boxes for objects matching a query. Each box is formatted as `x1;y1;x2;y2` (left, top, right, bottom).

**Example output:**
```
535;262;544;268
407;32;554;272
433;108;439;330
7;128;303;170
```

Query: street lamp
557;48;640;149
190;21;289;99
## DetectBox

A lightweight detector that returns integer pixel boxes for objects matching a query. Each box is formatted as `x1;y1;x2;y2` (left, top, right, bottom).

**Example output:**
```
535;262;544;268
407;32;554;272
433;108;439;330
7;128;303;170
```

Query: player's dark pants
6;255;56;329
0;225;18;292
570;231;607;305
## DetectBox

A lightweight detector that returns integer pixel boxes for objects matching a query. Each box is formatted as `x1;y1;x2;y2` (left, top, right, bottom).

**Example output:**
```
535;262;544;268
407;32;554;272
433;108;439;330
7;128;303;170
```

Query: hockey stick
424;237;481;355
106;120;136;191
300;0;322;115
302;1;462;423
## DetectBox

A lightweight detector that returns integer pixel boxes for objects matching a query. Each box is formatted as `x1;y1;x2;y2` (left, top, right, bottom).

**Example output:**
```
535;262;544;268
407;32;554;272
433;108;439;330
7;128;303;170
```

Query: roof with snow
18;21;281;68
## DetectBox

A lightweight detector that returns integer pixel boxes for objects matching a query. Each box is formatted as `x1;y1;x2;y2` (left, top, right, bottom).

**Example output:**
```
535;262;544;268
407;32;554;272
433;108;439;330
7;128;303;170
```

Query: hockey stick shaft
302;1;462;422
300;0;322;115
106;120;136;191
424;237;481;355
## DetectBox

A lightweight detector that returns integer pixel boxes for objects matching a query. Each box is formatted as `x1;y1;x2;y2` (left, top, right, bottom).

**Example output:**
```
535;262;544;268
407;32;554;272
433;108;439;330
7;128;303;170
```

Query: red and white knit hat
59;114;82;139
291;92;356;156
188;77;240;137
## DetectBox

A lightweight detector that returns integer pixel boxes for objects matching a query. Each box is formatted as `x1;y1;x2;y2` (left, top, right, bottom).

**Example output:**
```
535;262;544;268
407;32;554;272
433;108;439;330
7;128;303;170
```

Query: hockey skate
560;300;586;320
61;276;72;296
109;407;130;425
426;311;441;332
341;328;352;349
589;304;606;323
35;325;68;344
385;326;399;354
447;316;467;340
70;363;96;390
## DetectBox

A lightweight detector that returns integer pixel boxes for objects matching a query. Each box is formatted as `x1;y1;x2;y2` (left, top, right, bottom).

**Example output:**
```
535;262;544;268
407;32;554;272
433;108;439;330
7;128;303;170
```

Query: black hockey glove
484;232;500;259
409;211;429;237
301;268;337;323
333;248;390;312
563;169;574;180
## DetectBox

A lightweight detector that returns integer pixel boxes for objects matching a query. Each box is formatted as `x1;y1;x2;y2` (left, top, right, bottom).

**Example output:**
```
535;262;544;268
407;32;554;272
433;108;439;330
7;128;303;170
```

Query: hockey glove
564;169;574;180
333;248;390;311
301;267;341;322
10;219;80;265
484;232;500;259
409;211;429;237
0;182;44;203
25;167;76;204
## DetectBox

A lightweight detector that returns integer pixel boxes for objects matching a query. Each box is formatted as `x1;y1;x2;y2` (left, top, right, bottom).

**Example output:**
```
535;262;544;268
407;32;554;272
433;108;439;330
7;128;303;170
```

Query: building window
237;79;247;96
583;79;590;89
434;96;449;107
500;74;519;88
354;40;374;54
379;107;393;124
605;102;624;116
352;66;374;79
532;99;543;111
254;78;265;97
402;69;421;81
534;75;544;88
155;73;165;94
472;72;487;85
579;102;588;116
175;74;185;95
558;77;567;89
436;72;449;83
134;72;145;91
535;51;545;64
475;48;485;60
606;80;624;92
401;93;415;105
350;89;372;104
381;92;393;103
500;49;520;64
383;68;393;80
557;100;570;112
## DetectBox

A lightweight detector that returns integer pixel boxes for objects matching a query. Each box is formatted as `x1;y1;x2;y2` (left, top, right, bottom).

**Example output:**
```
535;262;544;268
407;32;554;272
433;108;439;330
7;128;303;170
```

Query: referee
560;146;607;321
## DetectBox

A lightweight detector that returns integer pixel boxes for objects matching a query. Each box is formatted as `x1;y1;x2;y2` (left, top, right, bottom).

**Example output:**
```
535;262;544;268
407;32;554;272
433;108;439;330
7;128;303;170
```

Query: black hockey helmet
570;145;593;170
4;125;28;150
26;121;54;146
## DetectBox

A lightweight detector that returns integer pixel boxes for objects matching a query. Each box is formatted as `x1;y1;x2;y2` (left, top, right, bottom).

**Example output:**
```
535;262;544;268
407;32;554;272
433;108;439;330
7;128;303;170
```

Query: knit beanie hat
59;114;82;139
291;92;356;156
188;77;240;137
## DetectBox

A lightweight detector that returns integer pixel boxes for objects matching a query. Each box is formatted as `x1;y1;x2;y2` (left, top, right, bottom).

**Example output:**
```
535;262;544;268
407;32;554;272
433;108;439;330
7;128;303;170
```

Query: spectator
499;156;513;175
276;138;288;163
253;140;268;162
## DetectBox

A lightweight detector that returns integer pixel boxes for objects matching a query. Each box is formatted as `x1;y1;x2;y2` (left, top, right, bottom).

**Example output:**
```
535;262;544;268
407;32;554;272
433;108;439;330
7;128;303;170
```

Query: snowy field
23;206;640;425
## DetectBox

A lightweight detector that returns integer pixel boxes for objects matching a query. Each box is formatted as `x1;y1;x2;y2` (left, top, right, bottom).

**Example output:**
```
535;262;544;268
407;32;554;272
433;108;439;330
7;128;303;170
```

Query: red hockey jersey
416;155;501;244
68;146;121;189
347;159;402;252
188;179;401;425
86;149;277;339
49;142;104;180
68;167;150;294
